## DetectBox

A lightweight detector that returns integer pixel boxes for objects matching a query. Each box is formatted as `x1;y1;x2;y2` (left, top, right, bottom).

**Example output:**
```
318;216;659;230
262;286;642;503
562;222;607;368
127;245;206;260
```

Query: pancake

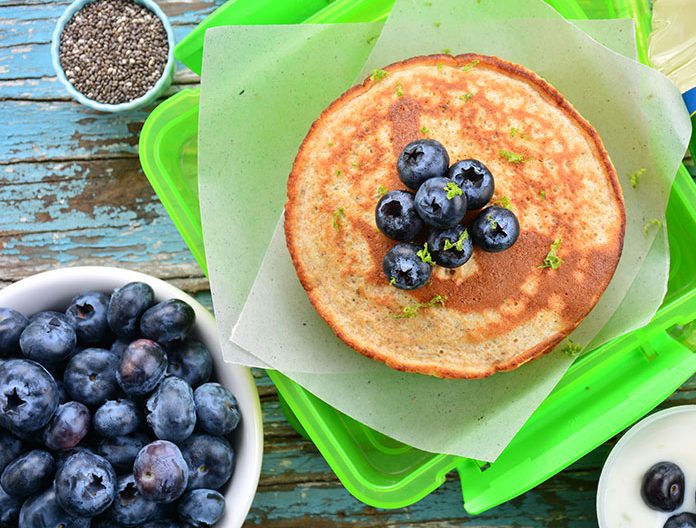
285;54;625;379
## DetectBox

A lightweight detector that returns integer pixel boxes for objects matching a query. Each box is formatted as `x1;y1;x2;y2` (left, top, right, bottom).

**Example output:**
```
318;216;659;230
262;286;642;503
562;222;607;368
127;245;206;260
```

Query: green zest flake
424;1;432;5
335;170;342;176
539;238;563;270
370;69;388;82
444;181;463;199
629;168;646;189
420;125;430;135
510;127;530;139
437;63;443;70
492;195;512;209
367;35;378;45
442;48;451;54
644;218;663;236
377;184;388;197
443;229;469;251
461;59;480;72
434;21;441;27
389;277;396;286
396;83;403;97
539;190;547;200
561;340;582;357
486;214;497;230
499;149;526;163
332;207;345;230
417;243;434;265
394;294;447;319
459;93;473;102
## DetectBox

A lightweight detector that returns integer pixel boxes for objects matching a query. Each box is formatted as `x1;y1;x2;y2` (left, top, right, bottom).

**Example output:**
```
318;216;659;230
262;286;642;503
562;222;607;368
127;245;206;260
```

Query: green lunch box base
139;0;696;514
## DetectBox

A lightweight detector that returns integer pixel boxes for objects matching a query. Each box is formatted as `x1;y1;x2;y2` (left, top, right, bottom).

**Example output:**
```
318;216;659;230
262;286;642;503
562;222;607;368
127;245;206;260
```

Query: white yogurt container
598;406;696;527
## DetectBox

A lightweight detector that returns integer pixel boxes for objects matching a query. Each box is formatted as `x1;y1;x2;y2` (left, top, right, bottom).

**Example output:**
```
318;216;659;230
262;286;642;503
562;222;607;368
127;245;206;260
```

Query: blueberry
427;224;473;268
55;451;117;517
43;401;91;451
166;339;213;388
665;513;696;528
0;449;55;499
94;399;142;438
194;383;240;437
177;489;225;527
181;434;234;491
642;461;685;512
19;313;76;366
140;300;195;344
29;310;66;324
107;282;156;338
414;177;467;229
116;339;167;397
145;376;196;443
56;446;96;472
110;337;130;359
19;488;90;528
106;473;160;526
0;359;59;433
397;139;450;190
375;190;425;241
470;206;520;252
134;440;189;503
98;433;149;474
382;242;432;290
448;159;495;210
0;484;20;527
64;348;120;406
0;431;24;475
142;521;186;528
0;308;28;357
65;291;111;345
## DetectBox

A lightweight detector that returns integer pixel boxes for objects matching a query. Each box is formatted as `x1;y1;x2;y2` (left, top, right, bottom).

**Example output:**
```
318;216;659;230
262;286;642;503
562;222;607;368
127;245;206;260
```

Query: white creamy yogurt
598;406;696;528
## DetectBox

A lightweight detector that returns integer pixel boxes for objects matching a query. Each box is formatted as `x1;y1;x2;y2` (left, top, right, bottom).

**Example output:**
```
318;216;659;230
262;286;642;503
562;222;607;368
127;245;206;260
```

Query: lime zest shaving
539;238;563;270
332;208;345;230
377;184;388;197
461;59;480;72
459;93;473;102
510;127;530;139
335;169;342;176
630;168;646;189
492;195;512;209
420;125;430;135
434;21;441;27
644;218;663;236
539;190;547;200
486;213;497;230
389;277;396;286
417;243;434;265
444;181;463;199
561;339;582;357
393;294;447;319
370;69;388;81
442;48;451;54
499;149;526;163
437;63;443;70
443;229;469;252
396;83;403;97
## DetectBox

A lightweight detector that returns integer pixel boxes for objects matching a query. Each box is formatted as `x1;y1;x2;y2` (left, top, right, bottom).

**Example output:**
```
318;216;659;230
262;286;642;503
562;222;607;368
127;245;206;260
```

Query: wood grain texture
0;0;692;526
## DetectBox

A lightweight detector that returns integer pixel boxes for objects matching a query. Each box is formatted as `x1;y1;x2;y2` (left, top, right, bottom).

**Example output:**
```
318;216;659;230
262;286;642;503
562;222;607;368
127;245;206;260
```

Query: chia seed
59;0;169;105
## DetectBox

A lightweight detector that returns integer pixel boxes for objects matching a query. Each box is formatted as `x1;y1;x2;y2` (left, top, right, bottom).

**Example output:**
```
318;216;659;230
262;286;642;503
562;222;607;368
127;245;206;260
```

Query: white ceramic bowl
0;266;263;527
597;406;696;527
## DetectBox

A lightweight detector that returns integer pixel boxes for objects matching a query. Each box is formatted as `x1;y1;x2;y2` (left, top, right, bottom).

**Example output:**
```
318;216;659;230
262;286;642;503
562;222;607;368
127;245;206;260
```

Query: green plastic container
139;0;696;514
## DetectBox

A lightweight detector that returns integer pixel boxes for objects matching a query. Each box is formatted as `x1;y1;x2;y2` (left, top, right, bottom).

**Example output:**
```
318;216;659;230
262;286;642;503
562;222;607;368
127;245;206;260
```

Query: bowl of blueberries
0;266;263;527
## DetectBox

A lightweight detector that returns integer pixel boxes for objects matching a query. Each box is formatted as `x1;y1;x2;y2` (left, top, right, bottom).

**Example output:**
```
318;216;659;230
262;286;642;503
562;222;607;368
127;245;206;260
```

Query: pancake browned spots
285;54;625;379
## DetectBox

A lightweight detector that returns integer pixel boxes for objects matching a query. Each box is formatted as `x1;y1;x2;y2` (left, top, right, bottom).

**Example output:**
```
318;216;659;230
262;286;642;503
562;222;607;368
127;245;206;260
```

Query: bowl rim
50;0;176;113
0;266;264;527
596;405;696;526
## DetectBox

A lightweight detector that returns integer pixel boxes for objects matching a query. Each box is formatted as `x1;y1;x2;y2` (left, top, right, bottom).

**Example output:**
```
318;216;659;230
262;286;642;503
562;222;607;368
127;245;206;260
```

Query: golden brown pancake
285;54;625;379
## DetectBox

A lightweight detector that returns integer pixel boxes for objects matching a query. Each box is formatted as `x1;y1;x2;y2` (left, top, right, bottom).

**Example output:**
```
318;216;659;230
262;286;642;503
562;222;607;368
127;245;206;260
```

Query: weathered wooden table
2;1;694;526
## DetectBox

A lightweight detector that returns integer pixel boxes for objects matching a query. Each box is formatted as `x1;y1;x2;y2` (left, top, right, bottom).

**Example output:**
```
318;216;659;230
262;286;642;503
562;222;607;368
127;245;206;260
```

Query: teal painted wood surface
2;1;695;526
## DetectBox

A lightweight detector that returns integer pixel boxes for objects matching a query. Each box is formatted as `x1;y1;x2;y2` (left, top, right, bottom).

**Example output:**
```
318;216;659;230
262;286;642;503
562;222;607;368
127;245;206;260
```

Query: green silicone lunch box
139;0;696;514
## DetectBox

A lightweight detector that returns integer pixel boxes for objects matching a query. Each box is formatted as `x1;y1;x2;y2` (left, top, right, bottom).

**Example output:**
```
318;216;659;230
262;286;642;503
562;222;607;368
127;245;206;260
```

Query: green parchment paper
199;1;690;460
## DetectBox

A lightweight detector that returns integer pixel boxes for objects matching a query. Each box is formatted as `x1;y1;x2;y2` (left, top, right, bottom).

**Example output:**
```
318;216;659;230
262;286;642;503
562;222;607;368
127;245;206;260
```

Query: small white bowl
0;266;263;527
597;406;696;528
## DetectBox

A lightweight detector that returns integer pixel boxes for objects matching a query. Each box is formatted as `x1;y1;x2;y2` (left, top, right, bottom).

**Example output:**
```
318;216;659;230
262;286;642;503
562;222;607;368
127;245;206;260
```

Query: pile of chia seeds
59;0;169;105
